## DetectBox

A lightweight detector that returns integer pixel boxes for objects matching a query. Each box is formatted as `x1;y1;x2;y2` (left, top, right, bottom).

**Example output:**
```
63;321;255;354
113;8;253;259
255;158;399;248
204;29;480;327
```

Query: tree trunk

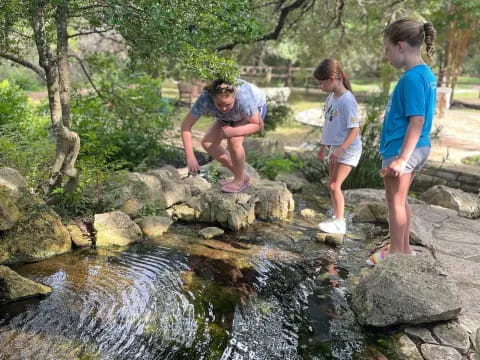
31;2;80;196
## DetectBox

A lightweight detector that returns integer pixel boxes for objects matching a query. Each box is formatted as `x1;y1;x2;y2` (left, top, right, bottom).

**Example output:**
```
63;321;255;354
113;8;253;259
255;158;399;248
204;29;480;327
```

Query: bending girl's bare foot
220;172;249;186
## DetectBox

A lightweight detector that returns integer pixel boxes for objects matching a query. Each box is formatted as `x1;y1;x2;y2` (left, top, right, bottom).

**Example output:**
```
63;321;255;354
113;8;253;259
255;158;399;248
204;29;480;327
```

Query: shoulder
340;91;358;108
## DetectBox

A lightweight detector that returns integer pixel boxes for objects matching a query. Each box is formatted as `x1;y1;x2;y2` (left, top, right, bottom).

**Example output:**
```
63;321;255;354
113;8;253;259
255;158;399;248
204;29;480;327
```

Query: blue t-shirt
190;79;266;123
379;64;437;159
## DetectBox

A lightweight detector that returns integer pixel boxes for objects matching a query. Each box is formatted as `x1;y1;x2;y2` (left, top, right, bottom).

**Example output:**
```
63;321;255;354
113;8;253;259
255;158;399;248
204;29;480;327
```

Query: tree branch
69;53;105;101
68;28;114;38
0;52;46;81
217;0;316;51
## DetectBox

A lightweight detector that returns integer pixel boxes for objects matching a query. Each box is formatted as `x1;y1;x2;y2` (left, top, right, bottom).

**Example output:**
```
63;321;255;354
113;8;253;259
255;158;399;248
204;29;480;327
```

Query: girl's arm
329;127;360;162
222;112;262;138
181;112;200;173
387;115;424;176
317;145;327;160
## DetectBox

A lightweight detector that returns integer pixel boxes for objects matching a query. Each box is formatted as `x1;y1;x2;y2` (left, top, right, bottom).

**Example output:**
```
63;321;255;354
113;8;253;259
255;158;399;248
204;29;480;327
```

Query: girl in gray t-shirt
181;79;266;193
314;58;362;235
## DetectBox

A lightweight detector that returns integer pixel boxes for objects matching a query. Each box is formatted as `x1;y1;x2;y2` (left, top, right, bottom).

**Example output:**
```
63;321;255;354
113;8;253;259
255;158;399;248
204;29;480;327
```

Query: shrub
0;80;53;189
250;153;303;179
342;92;387;189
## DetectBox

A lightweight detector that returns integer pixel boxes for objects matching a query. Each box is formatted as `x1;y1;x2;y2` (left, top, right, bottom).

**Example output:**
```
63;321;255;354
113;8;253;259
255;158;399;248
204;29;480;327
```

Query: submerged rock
198;227;224;239
0;265;51;303
351;254;461;327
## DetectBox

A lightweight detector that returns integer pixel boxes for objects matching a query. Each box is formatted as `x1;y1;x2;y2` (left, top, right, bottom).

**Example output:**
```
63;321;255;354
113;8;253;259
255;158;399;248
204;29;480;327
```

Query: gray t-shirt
190;79;266;122
321;90;361;148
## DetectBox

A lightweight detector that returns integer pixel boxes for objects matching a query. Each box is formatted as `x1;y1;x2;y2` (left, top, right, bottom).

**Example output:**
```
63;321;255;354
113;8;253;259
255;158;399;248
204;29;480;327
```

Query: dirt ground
429;107;480;164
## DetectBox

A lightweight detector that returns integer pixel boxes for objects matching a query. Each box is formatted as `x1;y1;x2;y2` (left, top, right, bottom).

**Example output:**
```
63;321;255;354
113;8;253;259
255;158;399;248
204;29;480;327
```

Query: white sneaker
318;218;346;235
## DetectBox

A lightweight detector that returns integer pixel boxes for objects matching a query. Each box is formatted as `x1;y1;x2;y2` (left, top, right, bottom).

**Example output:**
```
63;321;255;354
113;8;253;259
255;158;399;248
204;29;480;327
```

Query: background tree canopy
0;0;478;212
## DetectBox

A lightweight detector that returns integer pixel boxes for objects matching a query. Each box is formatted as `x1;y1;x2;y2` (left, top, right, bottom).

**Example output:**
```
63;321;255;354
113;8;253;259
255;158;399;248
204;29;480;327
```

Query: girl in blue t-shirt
368;18;437;265
181;79;266;193
314;58;362;235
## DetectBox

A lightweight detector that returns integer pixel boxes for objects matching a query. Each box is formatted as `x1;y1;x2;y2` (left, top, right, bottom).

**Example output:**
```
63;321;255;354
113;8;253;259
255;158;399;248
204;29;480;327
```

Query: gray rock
0;167;28;200
193;190;256;231
393;333;424;360
300;208;317;218
352;202;388;223
135;216;173;238
351;254;462;327
420;344;462;360
100;167;190;217
0;265;51;303
252;179;295;221
404;327;438;344
473;327;480;352
198;227;224;239
410;204;480;259
0;185;20;230
94;211;143;247
432;322;471;354
244;137;285;158
420;185;480;219
0;206;72;265
344;188;424;206
182;175;211;196
67;224;92;247
275;172;308;193
167;203;198;221
316;232;344;247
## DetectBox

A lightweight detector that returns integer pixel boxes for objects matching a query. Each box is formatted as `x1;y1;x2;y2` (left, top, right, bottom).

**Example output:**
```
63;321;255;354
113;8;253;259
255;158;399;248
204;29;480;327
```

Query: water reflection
0;224;369;359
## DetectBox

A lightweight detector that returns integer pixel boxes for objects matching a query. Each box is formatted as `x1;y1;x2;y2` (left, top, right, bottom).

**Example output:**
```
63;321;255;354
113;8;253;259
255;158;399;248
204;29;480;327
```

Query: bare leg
226;135;246;187
328;162;353;220
384;172;414;254
404;174;416;254
201;121;235;173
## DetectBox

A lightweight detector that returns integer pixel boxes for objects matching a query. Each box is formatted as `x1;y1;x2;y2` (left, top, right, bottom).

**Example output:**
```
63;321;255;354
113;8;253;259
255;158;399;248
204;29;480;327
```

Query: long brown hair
383;17;436;62
313;58;352;92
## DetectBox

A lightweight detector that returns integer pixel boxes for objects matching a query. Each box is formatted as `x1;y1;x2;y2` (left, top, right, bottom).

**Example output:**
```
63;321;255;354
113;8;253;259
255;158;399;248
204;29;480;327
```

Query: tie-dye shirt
190;79;266;123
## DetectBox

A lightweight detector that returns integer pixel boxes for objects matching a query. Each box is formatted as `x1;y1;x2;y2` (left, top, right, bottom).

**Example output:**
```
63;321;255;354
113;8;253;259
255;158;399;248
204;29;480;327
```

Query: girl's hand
329;147;345;164
186;155;200;174
221;125;236;138
386;158;407;177
317;146;327;160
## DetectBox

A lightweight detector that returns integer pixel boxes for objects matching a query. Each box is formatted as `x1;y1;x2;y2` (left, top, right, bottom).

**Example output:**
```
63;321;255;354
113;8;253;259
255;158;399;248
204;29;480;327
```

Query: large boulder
420;185;480;219
344;188;424;206
168;179;294;231
0;167;28;201
0;185;20;230
100;166;190;217
0;205;72;265
94;211;143;247
252;179;294;220
351;254;462;327
0;265;51;303
185;191;256;231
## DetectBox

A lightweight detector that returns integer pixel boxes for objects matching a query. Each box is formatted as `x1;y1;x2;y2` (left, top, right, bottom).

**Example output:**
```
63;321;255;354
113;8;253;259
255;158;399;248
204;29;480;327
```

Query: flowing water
0;209;394;360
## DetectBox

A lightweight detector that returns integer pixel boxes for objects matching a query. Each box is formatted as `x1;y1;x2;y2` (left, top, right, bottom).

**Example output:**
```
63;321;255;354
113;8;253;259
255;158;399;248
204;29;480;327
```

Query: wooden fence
240;65;315;86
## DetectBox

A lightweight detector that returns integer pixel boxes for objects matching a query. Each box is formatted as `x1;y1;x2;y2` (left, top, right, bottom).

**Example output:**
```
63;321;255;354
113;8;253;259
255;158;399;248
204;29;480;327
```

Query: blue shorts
382;146;430;173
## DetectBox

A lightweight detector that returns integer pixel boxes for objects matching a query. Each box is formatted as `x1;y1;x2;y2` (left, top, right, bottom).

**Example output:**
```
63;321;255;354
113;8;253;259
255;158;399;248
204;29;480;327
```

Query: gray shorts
328;144;362;167
382;146;430;173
